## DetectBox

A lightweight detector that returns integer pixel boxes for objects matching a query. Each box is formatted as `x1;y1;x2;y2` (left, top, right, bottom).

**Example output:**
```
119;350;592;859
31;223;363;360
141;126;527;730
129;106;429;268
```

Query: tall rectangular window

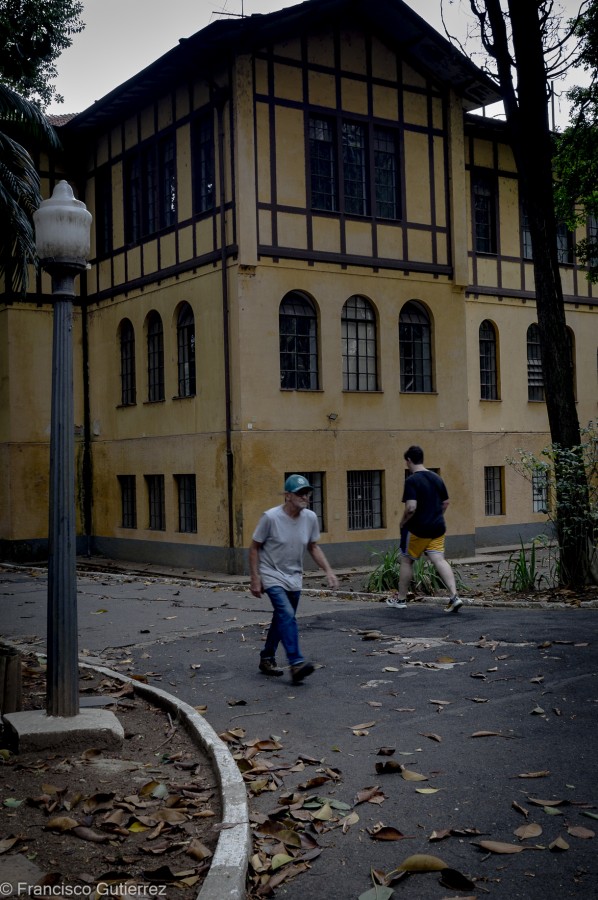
587;214;598;268
484;466;504;516
124;135;177;243
192;113;215;213
374;127;398;220
176;475;197;533
146;475;165;530
126;155;142;244
556;221;573;264
118;476;137;528
473;173;497;254
347;470;383;530
309;117;336;211
342;122;367;216
95;165;113;257
521;207;533;259
160;136;177;228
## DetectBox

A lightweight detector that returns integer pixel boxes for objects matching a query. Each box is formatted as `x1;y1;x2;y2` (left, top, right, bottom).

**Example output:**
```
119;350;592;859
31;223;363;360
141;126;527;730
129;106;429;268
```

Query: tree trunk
505;1;591;585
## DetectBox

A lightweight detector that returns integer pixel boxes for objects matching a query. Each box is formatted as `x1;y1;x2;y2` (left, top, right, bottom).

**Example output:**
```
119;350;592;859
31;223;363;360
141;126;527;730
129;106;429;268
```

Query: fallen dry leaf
397;853;447;871
368;825;414;841
514;823;543;841
567;825;595;839
475;840;523;854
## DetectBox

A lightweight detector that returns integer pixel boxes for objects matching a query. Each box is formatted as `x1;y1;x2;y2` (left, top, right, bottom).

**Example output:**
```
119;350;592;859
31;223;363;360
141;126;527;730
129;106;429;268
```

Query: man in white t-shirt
249;474;339;683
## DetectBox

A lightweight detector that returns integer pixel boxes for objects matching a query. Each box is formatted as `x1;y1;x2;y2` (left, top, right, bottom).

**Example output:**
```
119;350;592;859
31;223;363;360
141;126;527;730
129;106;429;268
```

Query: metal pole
46;269;79;717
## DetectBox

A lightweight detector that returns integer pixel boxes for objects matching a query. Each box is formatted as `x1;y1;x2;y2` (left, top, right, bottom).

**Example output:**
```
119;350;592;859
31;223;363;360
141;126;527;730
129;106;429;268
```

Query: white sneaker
386;596;407;609
445;596;463;613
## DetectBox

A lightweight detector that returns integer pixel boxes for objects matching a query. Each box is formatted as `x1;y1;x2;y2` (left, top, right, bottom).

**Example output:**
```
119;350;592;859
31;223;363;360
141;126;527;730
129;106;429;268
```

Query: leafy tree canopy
0;0;84;108
554;0;598;281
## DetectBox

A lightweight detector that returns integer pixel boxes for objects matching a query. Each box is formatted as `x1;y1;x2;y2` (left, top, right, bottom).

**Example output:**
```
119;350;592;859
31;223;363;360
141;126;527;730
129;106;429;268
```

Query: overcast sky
47;0;585;127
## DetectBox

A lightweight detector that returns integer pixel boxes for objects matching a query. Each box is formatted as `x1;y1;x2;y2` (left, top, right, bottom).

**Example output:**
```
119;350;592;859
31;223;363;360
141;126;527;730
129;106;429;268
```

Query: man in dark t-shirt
387;445;463;613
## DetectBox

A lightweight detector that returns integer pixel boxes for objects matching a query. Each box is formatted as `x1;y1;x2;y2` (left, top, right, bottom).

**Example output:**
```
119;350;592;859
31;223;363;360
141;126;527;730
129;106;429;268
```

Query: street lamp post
33;181;92;717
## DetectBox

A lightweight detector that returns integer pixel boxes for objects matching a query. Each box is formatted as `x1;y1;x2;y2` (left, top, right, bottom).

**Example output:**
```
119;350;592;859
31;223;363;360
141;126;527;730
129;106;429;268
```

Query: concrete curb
79;661;250;900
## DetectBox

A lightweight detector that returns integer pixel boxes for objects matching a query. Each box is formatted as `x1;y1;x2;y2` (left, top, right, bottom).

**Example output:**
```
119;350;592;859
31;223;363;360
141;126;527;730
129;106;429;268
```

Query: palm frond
0;83;61;151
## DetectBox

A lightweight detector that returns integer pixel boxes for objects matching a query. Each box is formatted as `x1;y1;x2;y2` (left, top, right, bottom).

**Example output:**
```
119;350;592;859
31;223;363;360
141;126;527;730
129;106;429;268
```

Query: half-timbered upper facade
1;0;596;571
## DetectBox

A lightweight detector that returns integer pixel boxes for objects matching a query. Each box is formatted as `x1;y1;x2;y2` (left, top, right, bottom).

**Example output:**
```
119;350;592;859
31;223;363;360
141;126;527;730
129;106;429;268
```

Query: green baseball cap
284;474;313;493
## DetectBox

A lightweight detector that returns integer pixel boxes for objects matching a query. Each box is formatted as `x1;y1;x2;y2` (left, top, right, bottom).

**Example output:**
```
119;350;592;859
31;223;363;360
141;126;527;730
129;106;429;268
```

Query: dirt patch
315;554;598;606
1;657;221;897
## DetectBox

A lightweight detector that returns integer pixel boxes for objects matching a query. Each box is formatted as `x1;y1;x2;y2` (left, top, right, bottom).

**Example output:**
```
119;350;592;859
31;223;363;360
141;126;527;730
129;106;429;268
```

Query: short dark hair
404;445;424;464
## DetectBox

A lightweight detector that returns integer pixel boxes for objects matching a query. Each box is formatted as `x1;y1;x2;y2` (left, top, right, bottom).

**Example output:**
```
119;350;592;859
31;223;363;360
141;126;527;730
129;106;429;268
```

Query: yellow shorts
404;533;445;560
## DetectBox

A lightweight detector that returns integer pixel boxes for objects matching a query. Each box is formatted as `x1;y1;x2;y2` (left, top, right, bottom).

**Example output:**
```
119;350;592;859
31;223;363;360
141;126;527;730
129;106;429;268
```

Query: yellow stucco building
1;0;596;572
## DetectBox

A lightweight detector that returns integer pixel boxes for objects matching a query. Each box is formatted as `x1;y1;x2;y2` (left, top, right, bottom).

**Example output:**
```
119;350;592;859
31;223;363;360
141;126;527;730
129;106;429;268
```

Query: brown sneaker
290;661;315;683
259;657;284;676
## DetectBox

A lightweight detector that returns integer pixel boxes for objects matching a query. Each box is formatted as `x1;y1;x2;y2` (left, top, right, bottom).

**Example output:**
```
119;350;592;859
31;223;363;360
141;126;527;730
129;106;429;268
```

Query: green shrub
367;546;466;594
498;536;555;592
366;546;401;592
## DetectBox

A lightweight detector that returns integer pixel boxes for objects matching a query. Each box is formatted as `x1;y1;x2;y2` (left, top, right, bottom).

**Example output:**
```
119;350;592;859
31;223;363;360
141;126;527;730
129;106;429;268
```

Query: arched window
527;323;544;401
279;292;319;389
147;311;164;402
342;295;377;391
177;303;196;397
119;319;136;406
399;301;432;392
479;320;499;400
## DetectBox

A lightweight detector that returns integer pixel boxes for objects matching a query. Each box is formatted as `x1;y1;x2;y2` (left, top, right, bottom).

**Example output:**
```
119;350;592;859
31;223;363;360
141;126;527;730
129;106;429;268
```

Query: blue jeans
261;586;304;666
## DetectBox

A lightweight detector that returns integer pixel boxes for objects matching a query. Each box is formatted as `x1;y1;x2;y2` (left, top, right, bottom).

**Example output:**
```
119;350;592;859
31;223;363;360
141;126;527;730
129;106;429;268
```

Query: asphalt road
1;565;597;899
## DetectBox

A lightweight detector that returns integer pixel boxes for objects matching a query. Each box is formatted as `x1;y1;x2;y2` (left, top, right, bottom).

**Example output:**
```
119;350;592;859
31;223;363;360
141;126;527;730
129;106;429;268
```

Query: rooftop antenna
213;1;246;17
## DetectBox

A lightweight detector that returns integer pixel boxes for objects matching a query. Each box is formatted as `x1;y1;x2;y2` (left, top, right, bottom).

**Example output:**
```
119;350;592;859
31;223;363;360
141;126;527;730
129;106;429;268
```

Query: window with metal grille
399;301;432;392
532;471;548;513
146;475;165;530
279;293;319;390
177;303;196;397
342;296;378;391
118;475;137;528
176;474;197;533
484;466;504;516
374;127;399;219
521;207;533;259
479;319;498;400
124;135;177;242
284;471;325;531
347;470;383;530
119;319;136;406
472;172;497;254
192;112;215;213
343;122;367;216
309;117;337;211
527;323;544;401
147;311;164;402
